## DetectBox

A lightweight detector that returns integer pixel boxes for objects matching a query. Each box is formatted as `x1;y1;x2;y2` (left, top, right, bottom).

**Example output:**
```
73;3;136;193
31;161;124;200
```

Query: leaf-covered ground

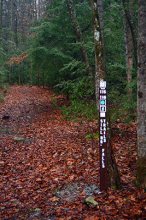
0;86;145;219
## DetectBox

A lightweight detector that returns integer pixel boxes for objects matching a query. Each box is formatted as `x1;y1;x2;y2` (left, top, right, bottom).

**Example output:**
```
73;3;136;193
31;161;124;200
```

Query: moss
136;156;146;189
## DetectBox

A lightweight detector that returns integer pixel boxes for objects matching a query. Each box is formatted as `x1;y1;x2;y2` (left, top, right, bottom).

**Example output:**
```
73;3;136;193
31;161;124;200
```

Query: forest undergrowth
0;86;145;219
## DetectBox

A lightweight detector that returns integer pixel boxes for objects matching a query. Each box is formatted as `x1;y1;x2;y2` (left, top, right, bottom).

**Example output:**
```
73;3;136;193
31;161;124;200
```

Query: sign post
99;80;110;191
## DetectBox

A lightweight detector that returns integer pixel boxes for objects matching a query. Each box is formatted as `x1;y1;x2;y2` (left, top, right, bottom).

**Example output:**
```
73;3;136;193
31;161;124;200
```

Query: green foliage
30;47;48;64
0;46;7;87
0;93;4;102
109;92;136;123
104;1;126;93
85;132;99;140
0;0;138;121
26;0;138;121
0;83;8;103
29;0;94;98
61;99;97;121
55;76;94;99
51;97;59;110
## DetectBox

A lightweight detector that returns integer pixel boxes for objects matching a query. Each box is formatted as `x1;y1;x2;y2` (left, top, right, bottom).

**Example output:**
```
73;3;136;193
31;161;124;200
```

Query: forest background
0;0;138;122
1;0;146;218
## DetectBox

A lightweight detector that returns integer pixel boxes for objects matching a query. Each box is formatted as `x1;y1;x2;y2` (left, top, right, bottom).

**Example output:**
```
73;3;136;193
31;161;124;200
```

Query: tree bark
11;0;18;47
137;0;146;189
0;0;3;46
122;0;135;97
89;0;105;102
66;0;92;76
122;0;137;67
90;0;121;190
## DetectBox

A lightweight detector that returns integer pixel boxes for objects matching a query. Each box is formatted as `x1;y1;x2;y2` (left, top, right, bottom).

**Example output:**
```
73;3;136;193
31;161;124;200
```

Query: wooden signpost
99;80;110;191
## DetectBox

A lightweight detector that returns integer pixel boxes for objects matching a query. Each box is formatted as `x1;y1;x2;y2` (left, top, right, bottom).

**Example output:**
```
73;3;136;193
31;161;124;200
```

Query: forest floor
0;85;145;220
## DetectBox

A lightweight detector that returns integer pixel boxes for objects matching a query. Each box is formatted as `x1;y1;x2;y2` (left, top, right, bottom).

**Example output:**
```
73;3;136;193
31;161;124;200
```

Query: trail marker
99;80;110;191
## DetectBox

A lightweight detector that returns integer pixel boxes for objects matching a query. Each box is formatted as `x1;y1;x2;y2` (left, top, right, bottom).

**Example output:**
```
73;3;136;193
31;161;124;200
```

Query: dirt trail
0;86;145;219
0;86;99;219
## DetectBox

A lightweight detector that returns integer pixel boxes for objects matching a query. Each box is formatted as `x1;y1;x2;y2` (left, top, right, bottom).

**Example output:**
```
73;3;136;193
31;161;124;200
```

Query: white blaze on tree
94;30;100;41
90;0;104;103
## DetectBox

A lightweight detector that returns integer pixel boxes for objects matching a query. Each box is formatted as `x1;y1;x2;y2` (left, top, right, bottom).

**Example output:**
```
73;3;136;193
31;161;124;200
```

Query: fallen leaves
0;86;145;219
7;53;28;65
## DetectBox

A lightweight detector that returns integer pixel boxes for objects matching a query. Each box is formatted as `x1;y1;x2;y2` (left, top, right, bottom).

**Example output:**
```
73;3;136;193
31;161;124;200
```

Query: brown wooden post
99;80;110;191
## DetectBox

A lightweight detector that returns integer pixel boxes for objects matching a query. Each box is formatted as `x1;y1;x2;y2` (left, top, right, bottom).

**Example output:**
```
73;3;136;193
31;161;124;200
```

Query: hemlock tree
137;0;146;188
66;0;92;76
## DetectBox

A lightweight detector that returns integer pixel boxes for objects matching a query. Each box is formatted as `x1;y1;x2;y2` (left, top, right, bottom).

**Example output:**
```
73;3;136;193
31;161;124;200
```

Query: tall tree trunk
125;22;133;97
2;0;10;49
89;0;105;102
122;0;137;65
11;0;18;47
137;0;146;189
0;0;3;46
122;0;136;98
66;0;92;76
90;0;121;190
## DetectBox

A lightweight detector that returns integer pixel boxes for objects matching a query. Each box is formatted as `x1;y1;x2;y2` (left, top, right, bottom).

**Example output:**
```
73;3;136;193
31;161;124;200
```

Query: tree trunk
123;0;133;97
0;0;3;45
2;0;10;49
122;0;137;64
90;0;121;190
11;0;18;47
66;0;92;76
107;118;121;189
37;69;40;86
137;0;146;189
122;0;136;98
89;0;105;102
